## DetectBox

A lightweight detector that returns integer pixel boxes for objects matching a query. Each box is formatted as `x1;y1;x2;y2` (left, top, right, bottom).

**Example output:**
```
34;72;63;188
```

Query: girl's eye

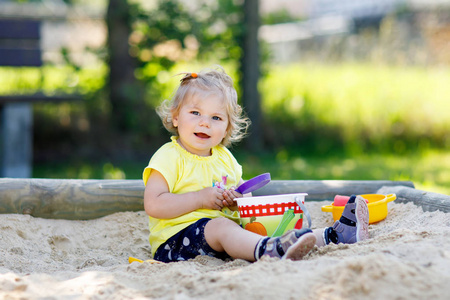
212;116;221;121
191;111;200;116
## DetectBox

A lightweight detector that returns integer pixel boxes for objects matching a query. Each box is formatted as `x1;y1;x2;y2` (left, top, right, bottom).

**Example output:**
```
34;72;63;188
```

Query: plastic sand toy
321;194;396;224
235;173;271;194
237;193;308;237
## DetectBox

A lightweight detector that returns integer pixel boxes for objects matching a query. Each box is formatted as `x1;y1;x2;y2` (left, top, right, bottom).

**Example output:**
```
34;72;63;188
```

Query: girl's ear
172;113;178;128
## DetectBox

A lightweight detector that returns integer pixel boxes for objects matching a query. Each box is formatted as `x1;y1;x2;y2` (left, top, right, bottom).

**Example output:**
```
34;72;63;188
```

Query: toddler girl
143;66;369;262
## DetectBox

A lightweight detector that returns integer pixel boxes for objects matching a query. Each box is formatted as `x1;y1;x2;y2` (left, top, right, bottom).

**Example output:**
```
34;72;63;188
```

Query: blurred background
1;0;450;194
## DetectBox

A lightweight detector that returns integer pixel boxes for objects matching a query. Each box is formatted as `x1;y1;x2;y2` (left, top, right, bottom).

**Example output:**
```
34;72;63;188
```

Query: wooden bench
0;19;81;178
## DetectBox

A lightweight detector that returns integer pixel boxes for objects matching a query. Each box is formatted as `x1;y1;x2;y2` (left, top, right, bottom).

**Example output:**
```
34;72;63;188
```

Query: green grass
262;63;450;132
260;63;450;153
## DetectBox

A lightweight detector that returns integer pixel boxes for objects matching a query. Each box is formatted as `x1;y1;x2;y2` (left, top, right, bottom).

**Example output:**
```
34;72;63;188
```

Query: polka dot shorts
153;218;231;263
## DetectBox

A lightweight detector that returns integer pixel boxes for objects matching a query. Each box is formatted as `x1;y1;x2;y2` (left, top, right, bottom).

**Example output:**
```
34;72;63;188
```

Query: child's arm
144;170;228;219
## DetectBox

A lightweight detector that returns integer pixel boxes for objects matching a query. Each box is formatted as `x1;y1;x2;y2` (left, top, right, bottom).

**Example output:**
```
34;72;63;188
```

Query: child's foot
256;228;316;261
325;195;369;244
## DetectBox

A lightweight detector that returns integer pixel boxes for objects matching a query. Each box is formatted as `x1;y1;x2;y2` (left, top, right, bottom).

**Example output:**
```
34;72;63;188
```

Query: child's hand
221;187;242;210
197;187;228;210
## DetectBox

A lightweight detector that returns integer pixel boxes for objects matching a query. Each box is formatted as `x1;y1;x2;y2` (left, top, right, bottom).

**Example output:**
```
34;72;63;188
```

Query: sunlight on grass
260;62;450;152
0;66;106;95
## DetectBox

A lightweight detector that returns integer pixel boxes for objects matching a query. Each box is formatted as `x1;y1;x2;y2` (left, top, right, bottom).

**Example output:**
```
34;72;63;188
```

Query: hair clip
179;72;197;83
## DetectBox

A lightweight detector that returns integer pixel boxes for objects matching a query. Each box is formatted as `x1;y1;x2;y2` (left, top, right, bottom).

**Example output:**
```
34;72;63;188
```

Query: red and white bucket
236;193;308;237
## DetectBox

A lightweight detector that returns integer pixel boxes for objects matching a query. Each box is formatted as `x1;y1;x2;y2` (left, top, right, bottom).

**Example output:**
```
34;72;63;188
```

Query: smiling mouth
195;132;210;139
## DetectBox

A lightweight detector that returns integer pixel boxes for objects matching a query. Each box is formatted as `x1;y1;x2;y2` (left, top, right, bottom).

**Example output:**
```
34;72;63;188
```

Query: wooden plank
0;179;144;220
377;185;450;213
253;180;415;200
0;178;416;220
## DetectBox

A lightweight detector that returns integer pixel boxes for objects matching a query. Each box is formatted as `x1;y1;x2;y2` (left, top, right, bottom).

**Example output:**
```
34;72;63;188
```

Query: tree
106;0;144;131
105;0;263;149
241;0;263;150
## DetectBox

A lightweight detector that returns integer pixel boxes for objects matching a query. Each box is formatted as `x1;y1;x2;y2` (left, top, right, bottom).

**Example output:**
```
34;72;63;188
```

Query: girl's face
172;92;229;156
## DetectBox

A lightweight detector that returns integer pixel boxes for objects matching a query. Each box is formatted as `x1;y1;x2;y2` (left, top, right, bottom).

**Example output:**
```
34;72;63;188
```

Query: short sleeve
142;145;178;192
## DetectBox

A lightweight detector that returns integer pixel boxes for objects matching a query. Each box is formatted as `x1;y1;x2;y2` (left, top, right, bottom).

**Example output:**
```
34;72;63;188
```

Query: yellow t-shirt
143;136;242;256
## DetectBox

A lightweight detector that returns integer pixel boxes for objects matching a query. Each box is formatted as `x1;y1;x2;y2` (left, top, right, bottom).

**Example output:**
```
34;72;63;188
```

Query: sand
1;200;450;300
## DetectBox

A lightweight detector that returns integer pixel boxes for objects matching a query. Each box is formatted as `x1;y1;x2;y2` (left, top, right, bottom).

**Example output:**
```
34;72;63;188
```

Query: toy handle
386;193;396;203
295;196;312;229
321;205;333;213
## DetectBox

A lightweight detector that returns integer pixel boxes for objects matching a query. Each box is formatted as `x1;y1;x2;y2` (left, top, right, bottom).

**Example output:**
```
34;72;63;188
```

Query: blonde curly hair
156;66;251;147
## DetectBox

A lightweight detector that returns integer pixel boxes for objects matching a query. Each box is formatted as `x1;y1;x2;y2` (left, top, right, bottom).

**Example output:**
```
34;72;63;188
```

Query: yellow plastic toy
321;194;396;224
128;257;164;264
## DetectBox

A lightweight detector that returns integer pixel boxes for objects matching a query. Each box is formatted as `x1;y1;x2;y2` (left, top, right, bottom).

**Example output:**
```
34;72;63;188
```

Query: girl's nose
199;116;210;127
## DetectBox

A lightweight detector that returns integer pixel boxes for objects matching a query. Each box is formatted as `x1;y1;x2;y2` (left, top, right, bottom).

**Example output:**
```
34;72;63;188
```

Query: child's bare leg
204;217;261;261
204;217;316;261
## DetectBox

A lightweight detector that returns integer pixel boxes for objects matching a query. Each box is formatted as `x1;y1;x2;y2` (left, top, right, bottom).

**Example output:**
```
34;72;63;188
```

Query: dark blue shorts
153;218;231;263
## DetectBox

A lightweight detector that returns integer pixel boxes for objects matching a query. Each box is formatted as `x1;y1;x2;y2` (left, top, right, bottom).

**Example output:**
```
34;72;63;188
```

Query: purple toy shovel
235;173;271;194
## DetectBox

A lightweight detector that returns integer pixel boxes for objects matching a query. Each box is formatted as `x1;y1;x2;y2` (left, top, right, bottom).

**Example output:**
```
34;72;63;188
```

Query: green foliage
130;0;243;82
114;0;245;135
0;65;106;95
0;65;108;123
261;8;304;25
